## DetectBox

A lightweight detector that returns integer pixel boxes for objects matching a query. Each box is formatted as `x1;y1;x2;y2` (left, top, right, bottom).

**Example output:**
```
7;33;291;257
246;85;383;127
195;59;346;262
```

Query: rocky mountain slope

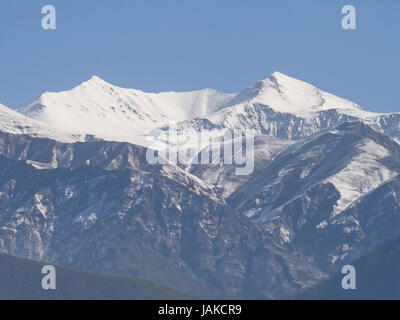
0;131;325;299
15;72;400;146
189;135;291;197
158;72;400;143
1;72;400;299
229;122;400;272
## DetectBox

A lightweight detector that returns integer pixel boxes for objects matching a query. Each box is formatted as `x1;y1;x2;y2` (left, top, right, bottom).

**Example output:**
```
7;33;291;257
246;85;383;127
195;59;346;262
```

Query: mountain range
1;72;400;299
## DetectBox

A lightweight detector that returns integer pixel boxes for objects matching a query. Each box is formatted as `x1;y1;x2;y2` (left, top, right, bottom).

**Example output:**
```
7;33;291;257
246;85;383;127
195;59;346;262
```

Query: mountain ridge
18;75;236;145
4;72;398;151
2;72;400;299
228;121;400;273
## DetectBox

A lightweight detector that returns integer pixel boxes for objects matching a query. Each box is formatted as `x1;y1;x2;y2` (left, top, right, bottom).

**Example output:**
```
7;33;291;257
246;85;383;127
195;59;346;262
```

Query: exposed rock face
229;122;400;273
0;131;324;299
2;72;400;299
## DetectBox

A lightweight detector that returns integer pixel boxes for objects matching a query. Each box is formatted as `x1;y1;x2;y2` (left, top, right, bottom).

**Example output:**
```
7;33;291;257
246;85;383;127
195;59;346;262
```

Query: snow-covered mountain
3;71;400;299
219;71;366;115
0;130;324;299
19;76;235;145
296;171;400;274
158;72;400;142
229;121;400;271
0;103;83;143
16;72;400;146
189;135;291;197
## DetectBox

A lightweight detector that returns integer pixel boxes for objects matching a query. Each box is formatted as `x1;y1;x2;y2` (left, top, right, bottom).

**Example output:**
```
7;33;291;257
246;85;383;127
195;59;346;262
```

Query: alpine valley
1;72;400;299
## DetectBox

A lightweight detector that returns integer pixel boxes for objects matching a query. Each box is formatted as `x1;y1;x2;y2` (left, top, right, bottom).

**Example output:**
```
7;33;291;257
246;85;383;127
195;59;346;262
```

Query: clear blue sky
0;0;399;112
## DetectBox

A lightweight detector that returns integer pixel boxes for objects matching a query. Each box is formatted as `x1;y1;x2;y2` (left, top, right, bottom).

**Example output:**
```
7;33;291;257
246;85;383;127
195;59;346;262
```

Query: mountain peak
89;75;102;81
81;75;112;88
269;71;291;80
266;71;312;88
17;75;236;144
226;71;363;115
